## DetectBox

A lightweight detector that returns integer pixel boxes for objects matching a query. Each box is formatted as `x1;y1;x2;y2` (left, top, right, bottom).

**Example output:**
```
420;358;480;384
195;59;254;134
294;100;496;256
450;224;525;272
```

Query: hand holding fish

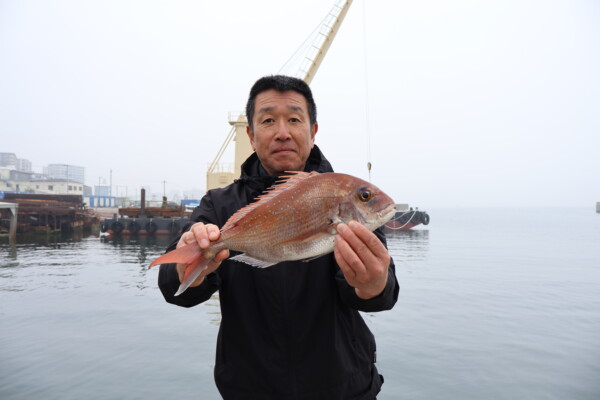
334;221;391;300
175;222;230;288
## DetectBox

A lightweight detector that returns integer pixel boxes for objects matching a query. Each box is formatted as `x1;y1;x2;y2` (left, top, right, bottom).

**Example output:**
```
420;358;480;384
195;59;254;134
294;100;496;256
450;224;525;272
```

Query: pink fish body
149;171;396;295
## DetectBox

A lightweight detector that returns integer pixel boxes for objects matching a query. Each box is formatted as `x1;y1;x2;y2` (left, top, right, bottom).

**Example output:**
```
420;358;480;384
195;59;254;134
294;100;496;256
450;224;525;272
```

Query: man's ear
246;125;256;151
310;123;318;148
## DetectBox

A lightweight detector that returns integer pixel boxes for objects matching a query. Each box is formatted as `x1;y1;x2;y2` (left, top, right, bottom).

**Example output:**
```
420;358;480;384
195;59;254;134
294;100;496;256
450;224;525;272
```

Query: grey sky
2;0;599;207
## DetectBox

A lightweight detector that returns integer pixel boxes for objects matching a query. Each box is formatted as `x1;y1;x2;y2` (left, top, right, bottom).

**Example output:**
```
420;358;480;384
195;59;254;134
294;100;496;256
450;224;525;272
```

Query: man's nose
274;121;292;140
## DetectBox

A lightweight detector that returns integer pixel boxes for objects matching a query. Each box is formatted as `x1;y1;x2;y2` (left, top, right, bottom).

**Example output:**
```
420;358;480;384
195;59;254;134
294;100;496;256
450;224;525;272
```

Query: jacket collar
235;145;334;193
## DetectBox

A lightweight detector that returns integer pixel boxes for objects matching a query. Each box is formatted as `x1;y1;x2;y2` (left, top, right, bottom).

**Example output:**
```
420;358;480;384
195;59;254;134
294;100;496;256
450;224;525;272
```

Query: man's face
247;89;318;176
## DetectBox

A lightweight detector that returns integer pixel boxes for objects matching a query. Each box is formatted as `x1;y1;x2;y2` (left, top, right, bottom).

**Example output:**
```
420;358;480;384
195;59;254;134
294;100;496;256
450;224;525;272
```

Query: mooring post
9;204;17;241
141;188;146;217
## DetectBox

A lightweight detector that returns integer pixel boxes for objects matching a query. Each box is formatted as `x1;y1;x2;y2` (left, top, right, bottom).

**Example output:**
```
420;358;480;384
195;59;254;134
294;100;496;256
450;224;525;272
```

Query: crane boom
300;0;353;84
206;0;354;191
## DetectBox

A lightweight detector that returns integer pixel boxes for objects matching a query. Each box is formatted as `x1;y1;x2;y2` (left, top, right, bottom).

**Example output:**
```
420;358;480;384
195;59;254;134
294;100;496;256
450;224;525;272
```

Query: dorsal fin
221;171;319;232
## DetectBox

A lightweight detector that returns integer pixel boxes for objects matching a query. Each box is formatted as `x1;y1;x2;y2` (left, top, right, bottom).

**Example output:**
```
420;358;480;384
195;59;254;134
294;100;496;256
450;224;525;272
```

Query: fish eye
358;188;373;202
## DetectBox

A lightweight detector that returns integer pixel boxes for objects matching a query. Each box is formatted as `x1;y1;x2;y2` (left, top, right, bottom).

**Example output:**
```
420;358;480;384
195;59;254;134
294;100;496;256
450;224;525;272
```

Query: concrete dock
0;202;18;241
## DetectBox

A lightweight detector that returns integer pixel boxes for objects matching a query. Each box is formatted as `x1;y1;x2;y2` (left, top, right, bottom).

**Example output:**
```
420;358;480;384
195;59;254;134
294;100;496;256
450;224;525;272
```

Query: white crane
206;0;354;191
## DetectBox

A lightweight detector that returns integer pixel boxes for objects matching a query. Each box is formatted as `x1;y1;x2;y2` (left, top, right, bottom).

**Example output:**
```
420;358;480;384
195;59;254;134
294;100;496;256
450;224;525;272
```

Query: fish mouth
379;203;397;223
363;203;397;230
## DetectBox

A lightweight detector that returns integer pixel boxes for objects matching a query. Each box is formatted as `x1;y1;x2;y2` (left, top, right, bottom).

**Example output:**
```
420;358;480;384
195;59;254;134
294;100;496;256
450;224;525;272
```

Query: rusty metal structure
0;193;99;235
100;188;192;236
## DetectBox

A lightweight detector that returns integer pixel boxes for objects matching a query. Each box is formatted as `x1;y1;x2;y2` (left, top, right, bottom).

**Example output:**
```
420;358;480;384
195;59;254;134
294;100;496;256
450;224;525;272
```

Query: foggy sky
1;0;599;207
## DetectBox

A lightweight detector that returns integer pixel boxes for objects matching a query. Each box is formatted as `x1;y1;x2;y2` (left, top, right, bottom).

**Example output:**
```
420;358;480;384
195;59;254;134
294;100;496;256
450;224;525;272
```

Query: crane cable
362;0;372;181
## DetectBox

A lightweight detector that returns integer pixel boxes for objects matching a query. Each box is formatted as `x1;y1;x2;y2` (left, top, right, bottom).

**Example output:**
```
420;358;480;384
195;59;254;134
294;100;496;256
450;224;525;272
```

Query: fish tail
175;257;212;296
148;243;212;296
148;242;223;296
148;243;203;268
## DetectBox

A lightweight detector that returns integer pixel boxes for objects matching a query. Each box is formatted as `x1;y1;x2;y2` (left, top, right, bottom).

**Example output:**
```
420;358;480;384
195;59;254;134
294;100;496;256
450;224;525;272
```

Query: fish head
338;177;396;231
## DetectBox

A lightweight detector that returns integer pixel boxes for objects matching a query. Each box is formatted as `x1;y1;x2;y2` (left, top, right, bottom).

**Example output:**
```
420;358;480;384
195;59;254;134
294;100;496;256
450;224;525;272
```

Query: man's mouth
273;148;296;154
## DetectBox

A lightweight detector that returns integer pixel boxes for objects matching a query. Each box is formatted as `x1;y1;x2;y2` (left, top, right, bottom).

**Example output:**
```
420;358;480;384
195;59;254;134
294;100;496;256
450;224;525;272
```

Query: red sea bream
149;171;396;295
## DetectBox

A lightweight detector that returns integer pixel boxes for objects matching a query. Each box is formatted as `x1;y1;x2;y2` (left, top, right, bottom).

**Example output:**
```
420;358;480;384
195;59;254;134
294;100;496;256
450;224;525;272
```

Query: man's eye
262;118;274;124
289;118;300;123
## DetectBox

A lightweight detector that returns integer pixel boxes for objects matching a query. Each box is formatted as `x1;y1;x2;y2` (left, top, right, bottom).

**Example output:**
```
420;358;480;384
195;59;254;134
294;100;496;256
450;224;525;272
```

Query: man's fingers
208;225;221;241
335;233;362;268
191;223;210;248
215;249;229;262
178;245;229;287
335;233;372;287
180;223;221;249
336;223;375;278
335;222;391;296
198;249;229;281
210;249;230;267
347;221;388;259
176;231;194;248
334;243;358;287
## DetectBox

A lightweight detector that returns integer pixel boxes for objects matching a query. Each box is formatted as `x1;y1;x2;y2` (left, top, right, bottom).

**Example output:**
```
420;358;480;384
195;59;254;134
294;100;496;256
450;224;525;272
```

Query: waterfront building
0;173;84;195
26;178;84;195
84;195;116;208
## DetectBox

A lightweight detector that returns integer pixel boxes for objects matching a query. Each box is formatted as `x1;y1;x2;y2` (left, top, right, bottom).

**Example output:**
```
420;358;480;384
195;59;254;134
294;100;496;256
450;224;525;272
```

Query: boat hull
384;209;430;232
101;216;190;236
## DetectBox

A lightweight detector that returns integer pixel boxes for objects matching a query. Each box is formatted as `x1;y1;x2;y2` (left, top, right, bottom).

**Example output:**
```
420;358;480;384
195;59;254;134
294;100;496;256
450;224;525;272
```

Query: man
159;75;399;399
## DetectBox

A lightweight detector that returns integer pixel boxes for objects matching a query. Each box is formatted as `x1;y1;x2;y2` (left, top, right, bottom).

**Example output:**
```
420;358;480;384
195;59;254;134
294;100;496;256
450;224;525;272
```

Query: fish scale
149;171;396;296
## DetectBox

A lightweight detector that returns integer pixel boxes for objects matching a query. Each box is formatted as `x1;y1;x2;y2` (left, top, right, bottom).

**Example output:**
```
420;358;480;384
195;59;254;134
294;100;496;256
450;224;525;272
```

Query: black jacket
158;146;399;400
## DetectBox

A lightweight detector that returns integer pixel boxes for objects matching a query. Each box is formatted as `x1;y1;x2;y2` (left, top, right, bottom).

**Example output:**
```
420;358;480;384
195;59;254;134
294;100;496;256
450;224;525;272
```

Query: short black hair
245;75;317;131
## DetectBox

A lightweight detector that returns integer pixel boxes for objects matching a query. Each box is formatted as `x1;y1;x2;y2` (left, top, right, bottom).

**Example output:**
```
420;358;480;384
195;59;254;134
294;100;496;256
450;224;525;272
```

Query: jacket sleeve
335;228;400;312
157;193;223;308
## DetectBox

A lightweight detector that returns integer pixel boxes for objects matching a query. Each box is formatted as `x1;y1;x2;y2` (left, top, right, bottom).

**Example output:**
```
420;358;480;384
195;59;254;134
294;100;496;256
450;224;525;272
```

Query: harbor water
1;207;599;399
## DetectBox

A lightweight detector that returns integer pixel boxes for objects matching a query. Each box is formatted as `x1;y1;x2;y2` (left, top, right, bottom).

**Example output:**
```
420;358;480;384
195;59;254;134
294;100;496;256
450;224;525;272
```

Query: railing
206;126;236;175
228;111;246;124
206;163;234;174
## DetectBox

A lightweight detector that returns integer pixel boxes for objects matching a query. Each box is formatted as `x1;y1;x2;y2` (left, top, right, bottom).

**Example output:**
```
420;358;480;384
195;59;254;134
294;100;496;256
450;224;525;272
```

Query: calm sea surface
1;207;599;399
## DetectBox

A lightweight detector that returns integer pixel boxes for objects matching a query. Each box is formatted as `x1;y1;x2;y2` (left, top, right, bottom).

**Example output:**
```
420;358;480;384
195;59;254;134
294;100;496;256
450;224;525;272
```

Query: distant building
44;164;85;184
0;153;17;168
9;170;34;182
17;158;32;172
84;195;116;208
0;156;93;198
30;179;85;195
0;170;34;192
0;168;10;180
0;176;84;195
95;185;111;196
0;153;32;172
